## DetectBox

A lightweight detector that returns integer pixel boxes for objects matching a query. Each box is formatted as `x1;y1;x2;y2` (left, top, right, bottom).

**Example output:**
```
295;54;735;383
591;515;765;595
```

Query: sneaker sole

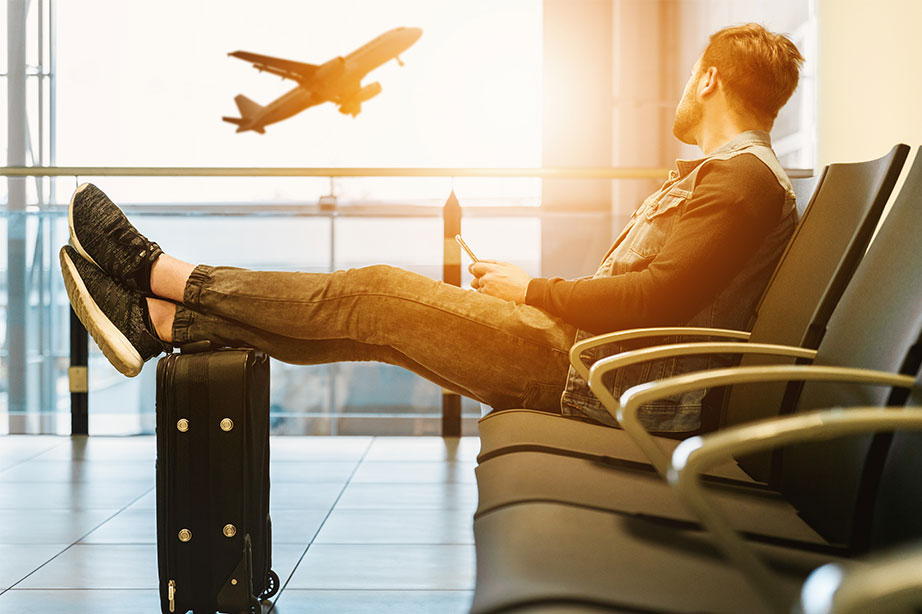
68;183;103;270
60;247;144;378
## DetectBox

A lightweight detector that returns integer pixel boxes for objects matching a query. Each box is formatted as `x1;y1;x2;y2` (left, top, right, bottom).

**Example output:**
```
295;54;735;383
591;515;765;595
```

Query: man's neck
695;113;769;155
696;127;745;155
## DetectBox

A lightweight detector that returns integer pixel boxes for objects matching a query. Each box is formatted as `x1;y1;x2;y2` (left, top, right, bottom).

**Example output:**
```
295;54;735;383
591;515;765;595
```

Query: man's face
672;58;704;145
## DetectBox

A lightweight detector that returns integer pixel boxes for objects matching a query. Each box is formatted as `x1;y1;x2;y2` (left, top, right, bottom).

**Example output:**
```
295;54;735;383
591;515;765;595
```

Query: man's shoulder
696;152;786;200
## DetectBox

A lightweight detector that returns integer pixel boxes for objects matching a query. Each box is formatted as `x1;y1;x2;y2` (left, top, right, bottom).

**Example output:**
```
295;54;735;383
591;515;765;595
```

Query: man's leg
162;307;518;404
162;263;575;411
64;183;574;408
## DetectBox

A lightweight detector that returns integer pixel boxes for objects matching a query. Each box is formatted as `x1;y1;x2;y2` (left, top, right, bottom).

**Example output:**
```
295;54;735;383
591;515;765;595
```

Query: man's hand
469;260;531;304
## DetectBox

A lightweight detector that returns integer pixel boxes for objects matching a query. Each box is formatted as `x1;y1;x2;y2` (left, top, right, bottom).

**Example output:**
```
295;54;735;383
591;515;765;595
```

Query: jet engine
338;82;383;117
354;81;383;103
339;102;361;116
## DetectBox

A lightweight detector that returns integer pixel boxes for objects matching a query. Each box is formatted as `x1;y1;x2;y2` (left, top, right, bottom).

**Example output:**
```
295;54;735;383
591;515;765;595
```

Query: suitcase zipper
169;355;179;614
165;355;182;614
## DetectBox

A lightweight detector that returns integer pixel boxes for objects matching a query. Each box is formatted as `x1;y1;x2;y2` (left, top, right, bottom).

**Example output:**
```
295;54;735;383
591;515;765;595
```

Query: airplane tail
222;94;266;133
233;94;263;119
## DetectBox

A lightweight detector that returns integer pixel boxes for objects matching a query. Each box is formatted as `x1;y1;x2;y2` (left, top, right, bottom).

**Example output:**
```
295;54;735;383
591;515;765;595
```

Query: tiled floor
0;435;479;613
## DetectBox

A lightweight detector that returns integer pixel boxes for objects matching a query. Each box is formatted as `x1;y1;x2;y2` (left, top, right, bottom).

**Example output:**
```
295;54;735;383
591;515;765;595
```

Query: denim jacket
561;131;797;432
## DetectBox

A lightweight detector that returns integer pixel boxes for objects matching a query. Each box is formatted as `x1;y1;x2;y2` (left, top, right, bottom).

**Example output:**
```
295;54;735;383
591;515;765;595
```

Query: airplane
222;26;422;134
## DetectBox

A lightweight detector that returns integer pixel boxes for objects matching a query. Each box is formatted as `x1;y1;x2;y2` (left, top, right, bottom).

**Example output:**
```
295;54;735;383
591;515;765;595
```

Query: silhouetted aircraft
222;26;422;133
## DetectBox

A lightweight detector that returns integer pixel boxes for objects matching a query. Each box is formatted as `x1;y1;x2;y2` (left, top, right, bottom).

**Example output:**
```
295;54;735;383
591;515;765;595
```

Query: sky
42;0;542;205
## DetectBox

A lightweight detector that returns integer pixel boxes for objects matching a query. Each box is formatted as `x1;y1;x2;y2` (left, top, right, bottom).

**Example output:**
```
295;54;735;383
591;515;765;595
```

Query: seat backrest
792;173;822;219
772;149;922;546
869;388;922;551
723;144;910;433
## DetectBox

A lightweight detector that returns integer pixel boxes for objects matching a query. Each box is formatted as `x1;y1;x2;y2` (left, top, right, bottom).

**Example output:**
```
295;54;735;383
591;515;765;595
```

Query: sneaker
68;183;162;293
60;245;171;377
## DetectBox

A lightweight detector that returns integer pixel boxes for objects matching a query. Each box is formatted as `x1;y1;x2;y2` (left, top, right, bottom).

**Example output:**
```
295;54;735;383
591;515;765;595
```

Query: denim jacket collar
672;130;774;179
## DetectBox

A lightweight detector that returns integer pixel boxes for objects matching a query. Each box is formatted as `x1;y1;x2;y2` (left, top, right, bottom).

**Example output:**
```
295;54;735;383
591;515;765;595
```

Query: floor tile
15;544;157;589
0;589;161;613
0;481;153;510
124;489;156;511
0;459;153;483
268;509;329;545
269;544;311;592
364;437;481;462
336;482;479;511
271;589;473;613
0;437;66;471
287;544;476;590
270;461;359;483
79;509;155;544
350;461;477;484
0;436;67;453
315;509;474;544
0;509;117;544
269;437;372;461
31;435;155;462
0;545;69;590
271;483;345;511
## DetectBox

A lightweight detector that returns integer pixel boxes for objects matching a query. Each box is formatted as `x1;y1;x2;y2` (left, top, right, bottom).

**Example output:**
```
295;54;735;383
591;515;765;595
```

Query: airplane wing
228;51;320;83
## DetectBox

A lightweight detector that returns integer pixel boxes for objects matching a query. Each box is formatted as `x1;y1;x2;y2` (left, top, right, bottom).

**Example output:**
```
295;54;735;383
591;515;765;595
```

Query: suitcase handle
180;341;260;355
179;340;215;354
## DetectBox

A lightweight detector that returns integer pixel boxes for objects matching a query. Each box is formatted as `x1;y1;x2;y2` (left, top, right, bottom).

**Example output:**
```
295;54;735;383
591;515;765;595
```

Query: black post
70;308;89;435
441;190;462;437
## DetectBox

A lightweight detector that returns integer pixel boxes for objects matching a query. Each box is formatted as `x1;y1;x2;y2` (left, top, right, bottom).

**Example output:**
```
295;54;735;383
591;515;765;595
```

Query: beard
672;94;702;145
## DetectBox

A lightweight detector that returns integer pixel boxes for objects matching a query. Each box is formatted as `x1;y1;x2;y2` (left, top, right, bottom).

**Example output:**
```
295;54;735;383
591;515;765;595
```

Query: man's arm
524;154;786;334
469;266;594;302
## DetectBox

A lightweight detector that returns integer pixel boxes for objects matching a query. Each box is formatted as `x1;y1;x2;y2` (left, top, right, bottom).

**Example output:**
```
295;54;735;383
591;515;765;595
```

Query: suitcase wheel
260;569;280;599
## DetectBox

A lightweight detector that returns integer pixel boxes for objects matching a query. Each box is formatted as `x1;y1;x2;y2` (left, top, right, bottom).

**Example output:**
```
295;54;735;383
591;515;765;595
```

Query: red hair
701;23;804;126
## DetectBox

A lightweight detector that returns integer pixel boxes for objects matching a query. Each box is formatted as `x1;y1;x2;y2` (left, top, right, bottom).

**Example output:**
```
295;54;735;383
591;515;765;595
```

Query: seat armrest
668;407;922;614
611;364;915;477
585;341;817;431
569;327;752;381
796;540;922;614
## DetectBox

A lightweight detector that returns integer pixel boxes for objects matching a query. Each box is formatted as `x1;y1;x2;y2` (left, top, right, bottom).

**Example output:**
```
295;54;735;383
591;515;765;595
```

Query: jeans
171;264;575;411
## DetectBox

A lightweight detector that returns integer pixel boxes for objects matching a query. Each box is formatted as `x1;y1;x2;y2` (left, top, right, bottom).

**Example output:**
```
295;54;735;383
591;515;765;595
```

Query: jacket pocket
628;191;687;259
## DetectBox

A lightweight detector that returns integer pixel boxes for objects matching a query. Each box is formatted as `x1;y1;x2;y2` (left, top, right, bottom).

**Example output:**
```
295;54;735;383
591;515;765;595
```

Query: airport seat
473;149;922;522
795;541;922;614
476;145;910;473
474;340;922;612
469;401;922;614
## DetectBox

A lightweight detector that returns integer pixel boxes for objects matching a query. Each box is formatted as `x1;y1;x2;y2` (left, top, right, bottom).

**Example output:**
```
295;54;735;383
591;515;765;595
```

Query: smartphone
454;234;479;263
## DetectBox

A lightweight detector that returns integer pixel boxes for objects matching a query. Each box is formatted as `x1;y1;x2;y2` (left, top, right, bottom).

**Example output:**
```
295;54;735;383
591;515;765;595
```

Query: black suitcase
155;344;279;614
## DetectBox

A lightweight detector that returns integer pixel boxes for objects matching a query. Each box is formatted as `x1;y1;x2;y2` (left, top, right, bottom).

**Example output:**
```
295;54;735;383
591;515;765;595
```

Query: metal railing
1;166;678;178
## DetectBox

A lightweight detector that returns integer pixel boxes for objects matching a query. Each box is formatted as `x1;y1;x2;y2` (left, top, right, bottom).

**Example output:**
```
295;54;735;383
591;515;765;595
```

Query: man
61;23;804;433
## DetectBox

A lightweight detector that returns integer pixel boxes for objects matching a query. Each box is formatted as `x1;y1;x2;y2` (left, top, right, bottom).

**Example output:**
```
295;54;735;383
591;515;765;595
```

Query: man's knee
344;264;432;295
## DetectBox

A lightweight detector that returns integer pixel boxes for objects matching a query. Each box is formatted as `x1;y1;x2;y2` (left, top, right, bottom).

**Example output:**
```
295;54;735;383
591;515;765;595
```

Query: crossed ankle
149;253;196;304
146;297;175;343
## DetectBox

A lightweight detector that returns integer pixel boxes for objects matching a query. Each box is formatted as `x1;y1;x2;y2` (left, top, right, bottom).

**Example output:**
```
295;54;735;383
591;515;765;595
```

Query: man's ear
698;66;719;99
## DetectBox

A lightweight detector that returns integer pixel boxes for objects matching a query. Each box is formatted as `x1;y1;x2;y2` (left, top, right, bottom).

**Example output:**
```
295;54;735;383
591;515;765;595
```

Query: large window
2;0;543;434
